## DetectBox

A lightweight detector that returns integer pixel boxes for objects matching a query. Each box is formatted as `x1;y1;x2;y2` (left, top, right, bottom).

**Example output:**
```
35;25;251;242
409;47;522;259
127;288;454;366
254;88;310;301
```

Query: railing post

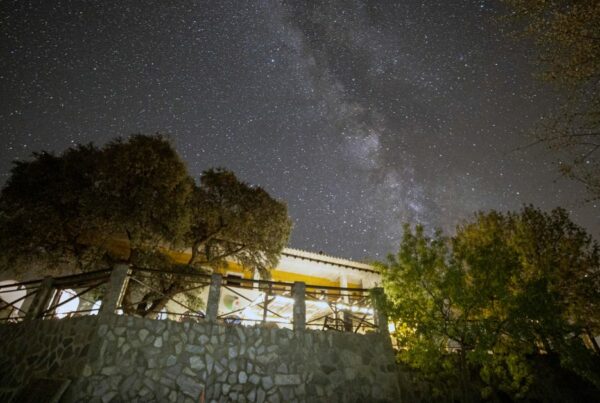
293;281;306;331
262;283;271;323
372;287;389;335
340;276;353;331
206;273;222;322
26;276;55;320
98;264;130;317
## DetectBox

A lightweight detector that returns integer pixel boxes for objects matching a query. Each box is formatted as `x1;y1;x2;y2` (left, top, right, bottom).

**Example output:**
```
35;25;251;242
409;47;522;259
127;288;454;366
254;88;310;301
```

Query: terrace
0;265;388;334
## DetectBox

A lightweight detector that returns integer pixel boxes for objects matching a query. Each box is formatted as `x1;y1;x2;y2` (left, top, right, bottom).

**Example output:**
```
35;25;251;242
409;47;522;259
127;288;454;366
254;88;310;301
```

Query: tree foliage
377;206;600;400
503;0;600;199
0;134;292;316
96;135;193;257
186;169;291;279
0;144;106;273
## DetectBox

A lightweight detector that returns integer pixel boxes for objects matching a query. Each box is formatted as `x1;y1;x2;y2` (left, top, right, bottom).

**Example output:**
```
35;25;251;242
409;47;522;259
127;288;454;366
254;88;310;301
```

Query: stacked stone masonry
0;314;400;402
0;316;97;401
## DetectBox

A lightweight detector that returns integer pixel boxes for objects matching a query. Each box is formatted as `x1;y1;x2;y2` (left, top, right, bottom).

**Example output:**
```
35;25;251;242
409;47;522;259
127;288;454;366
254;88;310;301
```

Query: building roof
281;247;377;273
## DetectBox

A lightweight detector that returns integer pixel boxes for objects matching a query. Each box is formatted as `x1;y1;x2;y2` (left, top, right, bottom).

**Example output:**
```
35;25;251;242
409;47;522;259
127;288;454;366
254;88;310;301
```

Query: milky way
1;1;598;260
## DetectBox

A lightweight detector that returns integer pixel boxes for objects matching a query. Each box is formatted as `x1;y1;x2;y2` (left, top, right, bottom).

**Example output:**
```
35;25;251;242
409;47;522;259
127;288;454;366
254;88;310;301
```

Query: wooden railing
0;265;388;335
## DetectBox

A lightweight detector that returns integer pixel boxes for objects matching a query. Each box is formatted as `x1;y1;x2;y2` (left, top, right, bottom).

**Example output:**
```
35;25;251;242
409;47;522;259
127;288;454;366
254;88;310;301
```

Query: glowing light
273;295;295;305
334;303;373;315
55;289;79;318
311;300;330;310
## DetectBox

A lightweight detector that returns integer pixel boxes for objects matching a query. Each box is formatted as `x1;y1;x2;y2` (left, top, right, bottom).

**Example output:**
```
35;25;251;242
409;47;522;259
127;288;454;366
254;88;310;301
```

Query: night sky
1;1;598;260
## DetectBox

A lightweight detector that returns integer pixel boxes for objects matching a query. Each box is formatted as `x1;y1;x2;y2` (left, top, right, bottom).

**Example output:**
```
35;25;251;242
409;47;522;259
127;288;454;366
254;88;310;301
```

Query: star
0;0;597;260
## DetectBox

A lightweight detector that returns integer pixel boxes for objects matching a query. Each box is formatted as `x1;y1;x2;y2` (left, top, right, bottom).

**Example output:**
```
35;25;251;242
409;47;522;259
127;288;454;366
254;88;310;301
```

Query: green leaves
97;135;194;251
187;168;292;277
0;144;105;273
0;135;292;284
379;206;600;399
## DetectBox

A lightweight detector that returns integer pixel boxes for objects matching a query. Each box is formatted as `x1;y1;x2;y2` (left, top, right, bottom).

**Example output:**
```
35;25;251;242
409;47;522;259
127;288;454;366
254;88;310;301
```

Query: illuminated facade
172;247;382;331
0;247;382;332
224;247;380;289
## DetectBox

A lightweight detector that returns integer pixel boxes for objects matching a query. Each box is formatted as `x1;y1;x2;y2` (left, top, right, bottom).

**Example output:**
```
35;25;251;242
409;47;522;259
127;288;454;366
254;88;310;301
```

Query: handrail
2;266;373;294
0;268;112;289
0;265;382;334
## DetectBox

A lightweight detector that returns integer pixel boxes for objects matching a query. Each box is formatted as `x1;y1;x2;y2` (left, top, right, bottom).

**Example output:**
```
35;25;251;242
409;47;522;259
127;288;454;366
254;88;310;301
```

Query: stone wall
72;314;399;402
0;314;400;402
0;316;97;401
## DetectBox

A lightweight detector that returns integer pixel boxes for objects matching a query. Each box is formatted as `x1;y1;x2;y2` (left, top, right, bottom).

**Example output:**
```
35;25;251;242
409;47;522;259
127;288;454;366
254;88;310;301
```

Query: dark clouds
1;0;598;260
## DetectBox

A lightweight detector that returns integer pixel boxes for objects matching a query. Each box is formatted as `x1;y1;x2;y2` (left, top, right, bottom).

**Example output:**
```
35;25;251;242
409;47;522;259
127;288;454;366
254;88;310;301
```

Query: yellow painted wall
102;238;358;288
220;262;342;288
269;270;339;287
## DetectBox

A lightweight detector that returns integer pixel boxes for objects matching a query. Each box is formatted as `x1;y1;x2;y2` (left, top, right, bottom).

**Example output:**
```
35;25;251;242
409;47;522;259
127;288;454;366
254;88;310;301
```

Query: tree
93;135;196;317
0;135;193;276
121;167;293;317
377;206;600;400
0;135;292;317
186;169;292;279
0;144;106;274
95;135;194;261
503;0;600;200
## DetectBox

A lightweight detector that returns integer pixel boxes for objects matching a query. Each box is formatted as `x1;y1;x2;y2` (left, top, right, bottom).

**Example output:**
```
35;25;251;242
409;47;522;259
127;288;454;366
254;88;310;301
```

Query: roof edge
282;247;376;273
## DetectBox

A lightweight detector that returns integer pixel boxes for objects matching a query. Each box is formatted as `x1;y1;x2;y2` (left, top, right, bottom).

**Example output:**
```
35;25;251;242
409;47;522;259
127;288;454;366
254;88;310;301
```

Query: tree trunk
586;329;600;355
458;348;471;403
134;281;185;318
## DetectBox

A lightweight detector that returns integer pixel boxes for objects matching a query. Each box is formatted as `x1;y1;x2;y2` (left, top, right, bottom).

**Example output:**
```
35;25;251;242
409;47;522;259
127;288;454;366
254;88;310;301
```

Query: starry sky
1;0;598;260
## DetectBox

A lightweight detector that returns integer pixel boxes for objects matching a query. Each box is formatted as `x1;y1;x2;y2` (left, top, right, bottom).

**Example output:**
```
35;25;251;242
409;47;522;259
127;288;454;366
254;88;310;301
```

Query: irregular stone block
185;345;203;354
138;329;150;342
257;388;266;403
267;392;281;403
206;355;214;375
238;371;248;384
166;355;177;367
214;362;225;375
344;367;357;380
190;356;204;371
98;324;108;337
176;375;202;398
100;366;119;376
82;364;92;377
274;374;301;386
249;374;260;385
261;376;274;390
101;391;117;403
164;364;182;380
276;363;288;374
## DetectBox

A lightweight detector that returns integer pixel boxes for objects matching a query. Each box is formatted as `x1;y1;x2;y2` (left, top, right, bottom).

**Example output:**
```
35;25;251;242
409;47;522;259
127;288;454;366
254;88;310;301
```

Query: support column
206;273;222;322
293;281;306;331
26;277;55;320
98;264;130;317
262;283;271;324
371;287;389;335
340;275;353;331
